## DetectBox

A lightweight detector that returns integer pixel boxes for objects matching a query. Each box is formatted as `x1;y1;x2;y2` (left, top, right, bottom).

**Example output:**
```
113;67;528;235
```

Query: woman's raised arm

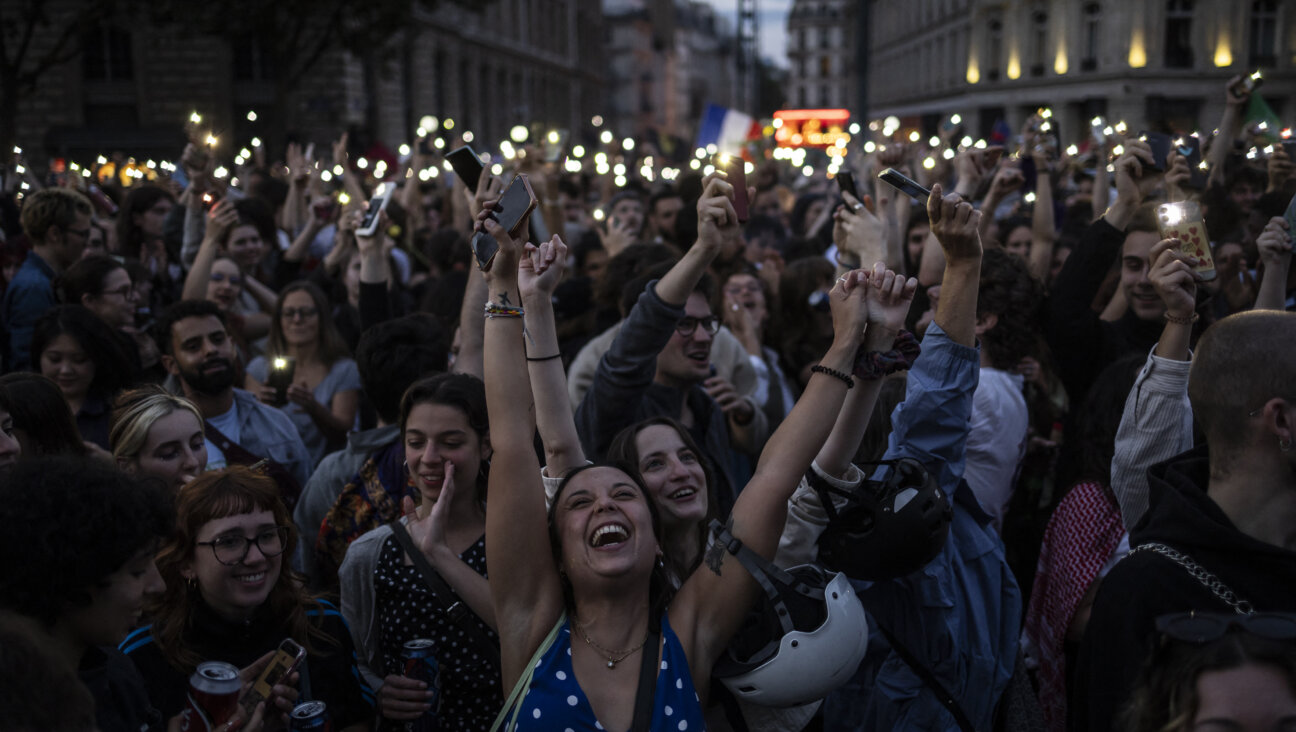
479;211;566;691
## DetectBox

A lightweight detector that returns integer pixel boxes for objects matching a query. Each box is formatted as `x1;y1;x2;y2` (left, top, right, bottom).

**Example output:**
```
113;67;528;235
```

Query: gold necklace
573;619;649;669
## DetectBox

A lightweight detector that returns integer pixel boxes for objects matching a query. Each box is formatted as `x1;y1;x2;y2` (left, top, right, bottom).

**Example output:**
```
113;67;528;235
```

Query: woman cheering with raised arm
478;176;872;731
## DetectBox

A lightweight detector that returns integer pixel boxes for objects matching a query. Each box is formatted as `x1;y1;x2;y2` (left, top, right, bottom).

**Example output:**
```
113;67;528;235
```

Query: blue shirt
507;613;705;732
1;251;56;371
824;322;1023;731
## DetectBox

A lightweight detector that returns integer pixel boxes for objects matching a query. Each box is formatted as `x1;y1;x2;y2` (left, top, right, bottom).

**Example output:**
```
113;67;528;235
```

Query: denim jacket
1;252;56;371
785;323;1023;731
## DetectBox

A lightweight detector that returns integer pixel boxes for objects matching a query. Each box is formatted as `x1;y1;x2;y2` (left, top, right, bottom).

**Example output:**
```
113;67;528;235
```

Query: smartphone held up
470;174;538;271
1157;201;1216;281
877;168;931;202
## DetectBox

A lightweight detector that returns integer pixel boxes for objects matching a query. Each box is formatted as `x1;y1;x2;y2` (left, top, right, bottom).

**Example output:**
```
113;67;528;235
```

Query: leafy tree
0;0;123;156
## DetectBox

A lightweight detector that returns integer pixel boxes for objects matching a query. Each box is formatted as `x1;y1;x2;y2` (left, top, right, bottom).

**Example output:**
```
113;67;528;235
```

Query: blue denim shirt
1;252;56;371
824;322;1023;731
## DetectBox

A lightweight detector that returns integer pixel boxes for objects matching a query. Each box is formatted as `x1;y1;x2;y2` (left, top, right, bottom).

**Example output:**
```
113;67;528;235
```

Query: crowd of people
1;69;1295;732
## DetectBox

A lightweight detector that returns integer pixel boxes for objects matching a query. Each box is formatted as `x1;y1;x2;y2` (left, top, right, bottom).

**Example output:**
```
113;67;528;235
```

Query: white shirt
203;399;241;472
963;366;1029;531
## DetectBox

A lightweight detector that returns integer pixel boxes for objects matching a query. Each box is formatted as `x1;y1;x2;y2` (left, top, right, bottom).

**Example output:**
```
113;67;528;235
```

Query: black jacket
1071;445;1296;731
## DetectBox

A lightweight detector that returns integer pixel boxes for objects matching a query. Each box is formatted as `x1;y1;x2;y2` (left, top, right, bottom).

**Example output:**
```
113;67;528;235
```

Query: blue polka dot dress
508;613;706;732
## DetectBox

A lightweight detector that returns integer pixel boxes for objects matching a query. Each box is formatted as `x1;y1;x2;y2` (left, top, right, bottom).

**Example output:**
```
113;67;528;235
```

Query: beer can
180;661;241;731
401;639;440;732
289;700;331;731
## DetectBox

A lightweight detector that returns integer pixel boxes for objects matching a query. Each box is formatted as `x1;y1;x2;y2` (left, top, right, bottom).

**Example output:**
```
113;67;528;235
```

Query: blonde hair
109;385;205;463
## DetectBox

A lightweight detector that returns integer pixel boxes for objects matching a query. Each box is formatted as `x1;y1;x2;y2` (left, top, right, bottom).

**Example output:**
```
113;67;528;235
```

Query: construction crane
737;0;759;113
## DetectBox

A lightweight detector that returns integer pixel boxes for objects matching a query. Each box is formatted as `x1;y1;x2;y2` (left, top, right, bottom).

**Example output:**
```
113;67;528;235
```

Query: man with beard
155;300;311;502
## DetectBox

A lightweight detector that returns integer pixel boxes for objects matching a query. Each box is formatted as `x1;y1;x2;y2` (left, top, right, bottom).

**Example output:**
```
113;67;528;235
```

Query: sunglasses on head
1156;611;1296;644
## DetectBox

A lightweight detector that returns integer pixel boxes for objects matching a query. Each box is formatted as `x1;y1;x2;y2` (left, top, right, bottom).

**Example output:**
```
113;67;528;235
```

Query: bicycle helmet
709;521;869;708
810;458;951;581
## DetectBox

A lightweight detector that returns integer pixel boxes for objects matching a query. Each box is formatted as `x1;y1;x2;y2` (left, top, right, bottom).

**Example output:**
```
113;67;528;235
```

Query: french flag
695;104;761;156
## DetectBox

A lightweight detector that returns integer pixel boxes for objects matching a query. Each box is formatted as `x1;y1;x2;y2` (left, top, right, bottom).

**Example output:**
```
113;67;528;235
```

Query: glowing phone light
190;112;202;124
572;145;586;158
600;131;614;145
251;137;262;148
247;111;258;122
462;131;475;143
510;126;528;143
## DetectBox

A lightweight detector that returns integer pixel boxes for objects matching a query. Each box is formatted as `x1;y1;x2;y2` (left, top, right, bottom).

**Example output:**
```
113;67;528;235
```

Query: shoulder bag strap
874;621;977;732
1131;542;1255;615
630;623;662;732
388;521;502;670
490;612;566;732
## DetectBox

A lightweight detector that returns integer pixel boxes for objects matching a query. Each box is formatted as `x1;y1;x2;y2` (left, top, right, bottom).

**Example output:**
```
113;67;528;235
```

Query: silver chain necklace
1131;542;1255;615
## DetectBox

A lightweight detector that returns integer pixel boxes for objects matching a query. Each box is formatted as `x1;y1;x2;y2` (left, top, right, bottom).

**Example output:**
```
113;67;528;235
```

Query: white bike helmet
709;521;870;708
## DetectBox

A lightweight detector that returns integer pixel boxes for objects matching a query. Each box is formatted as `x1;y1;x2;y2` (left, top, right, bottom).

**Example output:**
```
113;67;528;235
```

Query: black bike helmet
809;458;952;581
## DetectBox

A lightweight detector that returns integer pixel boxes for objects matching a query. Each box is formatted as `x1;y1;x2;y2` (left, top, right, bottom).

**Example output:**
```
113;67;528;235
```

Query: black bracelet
810;364;854;389
525;353;563;362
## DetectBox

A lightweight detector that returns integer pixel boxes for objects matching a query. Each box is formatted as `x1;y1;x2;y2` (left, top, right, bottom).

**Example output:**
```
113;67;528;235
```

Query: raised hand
862;260;918;333
402;462;457;562
1147;237;1201;319
1257;215;1293;267
478;202;529;282
833;194;886;266
1112;138;1158;205
827;269;870;349
518;235;567;301
205;200;239;245
602;214;637;256
927;183;983;265
696;172;739;253
1165;150;1192;202
987;163;1026;201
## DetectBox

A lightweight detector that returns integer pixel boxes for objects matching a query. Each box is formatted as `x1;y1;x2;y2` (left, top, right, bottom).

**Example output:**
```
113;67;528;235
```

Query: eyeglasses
1156;611;1296;643
101;284;135;299
724;282;763;296
675;316;720;337
282;306;319;321
210;272;243;286
196;526;290;566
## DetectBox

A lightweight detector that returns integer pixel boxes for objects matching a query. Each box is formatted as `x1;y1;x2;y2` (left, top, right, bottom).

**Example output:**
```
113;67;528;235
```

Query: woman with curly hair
121;466;373;728
0;456;172;731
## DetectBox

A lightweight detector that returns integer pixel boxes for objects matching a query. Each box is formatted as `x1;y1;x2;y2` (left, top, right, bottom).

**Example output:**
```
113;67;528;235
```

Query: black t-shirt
80;645;164;732
121;598;372;727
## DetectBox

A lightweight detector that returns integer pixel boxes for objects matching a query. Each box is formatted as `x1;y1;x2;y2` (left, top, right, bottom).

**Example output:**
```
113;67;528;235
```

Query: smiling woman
121;467;374;729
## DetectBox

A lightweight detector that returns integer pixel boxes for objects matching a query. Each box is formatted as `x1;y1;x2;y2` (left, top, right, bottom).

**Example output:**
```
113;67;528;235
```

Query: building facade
11;0;605;163
784;0;860;112
867;0;1294;143
603;0;741;144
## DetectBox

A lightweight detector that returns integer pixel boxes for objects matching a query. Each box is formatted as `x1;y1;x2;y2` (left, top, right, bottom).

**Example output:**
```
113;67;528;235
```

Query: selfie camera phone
720;156;750;223
1176;136;1208;190
877;168;931;201
1140;131;1172;173
1284;193;1296;246
240;638;306;718
357;183;393;238
1157;201;1216;281
836;171;861;203
543;129;570;163
470;174;539;271
267;356;297;407
446;145;485;191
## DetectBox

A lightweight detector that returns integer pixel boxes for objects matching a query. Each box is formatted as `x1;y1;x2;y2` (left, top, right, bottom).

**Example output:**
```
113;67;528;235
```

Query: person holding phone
122;466;372;729
245;282;361;466
478;185;873;730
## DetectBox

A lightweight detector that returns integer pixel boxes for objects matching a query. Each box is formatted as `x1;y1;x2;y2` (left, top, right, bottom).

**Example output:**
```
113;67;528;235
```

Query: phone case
1141;132;1171;172
242;640;306;715
877;168;930;200
729;160;749;223
836;172;860;202
447;146;484;190
1158;202;1216;280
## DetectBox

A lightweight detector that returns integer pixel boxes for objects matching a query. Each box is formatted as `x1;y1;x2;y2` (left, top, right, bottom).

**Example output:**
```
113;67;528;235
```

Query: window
1165;0;1195;69
233;38;274;82
1082;2;1101;70
82;23;133;81
1030;7;1048;76
1250;0;1277;67
987;16;1003;81
820;55;831;76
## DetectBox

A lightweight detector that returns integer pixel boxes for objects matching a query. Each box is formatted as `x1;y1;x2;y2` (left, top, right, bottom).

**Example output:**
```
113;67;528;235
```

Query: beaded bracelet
853;329;921;381
484;302;524;319
1164;311;1200;325
810;364;855;389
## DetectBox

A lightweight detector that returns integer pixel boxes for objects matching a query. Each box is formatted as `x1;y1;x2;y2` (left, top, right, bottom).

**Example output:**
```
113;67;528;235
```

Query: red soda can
289;700;332;731
180;661;241;731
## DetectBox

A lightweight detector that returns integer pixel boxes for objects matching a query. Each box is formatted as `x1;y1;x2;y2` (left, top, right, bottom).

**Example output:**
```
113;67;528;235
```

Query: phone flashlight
1161;203;1185;227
